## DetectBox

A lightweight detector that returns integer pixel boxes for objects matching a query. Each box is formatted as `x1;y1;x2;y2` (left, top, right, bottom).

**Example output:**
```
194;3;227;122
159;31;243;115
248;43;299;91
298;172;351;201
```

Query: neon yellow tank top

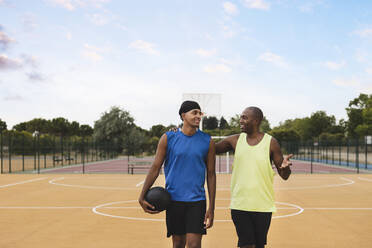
230;133;276;212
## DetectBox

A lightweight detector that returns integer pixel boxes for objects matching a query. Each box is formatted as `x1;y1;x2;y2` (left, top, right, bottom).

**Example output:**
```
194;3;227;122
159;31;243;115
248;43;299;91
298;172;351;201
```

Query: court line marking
358;177;372;182
217;177;355;190
136;180;145;187
0;177;48;189
48;177;139;190
91;201;304;222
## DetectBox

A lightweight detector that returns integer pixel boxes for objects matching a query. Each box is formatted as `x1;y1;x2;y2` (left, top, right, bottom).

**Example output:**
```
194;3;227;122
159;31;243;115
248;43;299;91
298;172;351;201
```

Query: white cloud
321;60;346;70
82;44;104;61
354;28;372;38
366;68;372;75
129;40;160;55
223;2;238;15
47;0;110;11
66;32;72;40
88;13;110;26
22;13;38;32
332;79;360;88
0;31;15;50
0;54;22;70
243;0;270;10
299;0;326;13
196;49;216;58
203;64;232;73
258;52;288;68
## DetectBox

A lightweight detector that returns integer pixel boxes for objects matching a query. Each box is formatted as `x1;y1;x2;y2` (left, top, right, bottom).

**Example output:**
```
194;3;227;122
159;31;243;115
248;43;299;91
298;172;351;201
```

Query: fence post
1;131;3;174
82;138;85;174
8;133;11;173
37;134;40;174
339;142;341;166
61;135;64;167
347;138;349;166
310;141;313;174
365;137;368;169
356;138;359;174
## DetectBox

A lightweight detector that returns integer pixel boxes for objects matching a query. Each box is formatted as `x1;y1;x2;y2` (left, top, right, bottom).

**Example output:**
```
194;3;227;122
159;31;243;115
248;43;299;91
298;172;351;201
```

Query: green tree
50;117;70;137
219;116;229;129
0;118;7;132
346;93;372;138
260;116;271;133
79;124;93;137
203;116;218;130
93;106;135;153
149;124;167;138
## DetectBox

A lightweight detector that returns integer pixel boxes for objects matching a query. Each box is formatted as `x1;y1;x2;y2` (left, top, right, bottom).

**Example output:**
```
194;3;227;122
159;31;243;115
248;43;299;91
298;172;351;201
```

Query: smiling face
182;109;203;128
239;108;260;134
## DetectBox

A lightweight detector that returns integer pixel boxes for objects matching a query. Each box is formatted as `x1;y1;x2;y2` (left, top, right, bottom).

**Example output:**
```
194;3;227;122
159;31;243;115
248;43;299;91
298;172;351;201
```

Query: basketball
144;186;171;211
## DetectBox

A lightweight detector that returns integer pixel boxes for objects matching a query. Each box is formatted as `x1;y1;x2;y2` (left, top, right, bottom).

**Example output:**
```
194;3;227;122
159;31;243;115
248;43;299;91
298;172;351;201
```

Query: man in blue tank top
139;100;216;248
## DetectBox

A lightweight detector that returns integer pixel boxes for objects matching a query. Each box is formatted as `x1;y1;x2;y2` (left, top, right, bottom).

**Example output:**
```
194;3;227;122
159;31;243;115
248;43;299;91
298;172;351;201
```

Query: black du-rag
178;101;201;120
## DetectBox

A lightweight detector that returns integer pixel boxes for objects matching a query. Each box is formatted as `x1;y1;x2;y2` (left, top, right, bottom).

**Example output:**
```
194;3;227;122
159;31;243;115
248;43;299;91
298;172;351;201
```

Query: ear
181;113;185;121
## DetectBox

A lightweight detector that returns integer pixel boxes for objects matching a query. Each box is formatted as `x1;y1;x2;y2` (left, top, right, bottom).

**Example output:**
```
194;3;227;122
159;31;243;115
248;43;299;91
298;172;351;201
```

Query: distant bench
53;156;63;164
128;161;162;175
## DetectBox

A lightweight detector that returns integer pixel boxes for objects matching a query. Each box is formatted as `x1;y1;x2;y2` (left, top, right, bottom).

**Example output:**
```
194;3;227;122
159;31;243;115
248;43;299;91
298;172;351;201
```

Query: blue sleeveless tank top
164;129;211;202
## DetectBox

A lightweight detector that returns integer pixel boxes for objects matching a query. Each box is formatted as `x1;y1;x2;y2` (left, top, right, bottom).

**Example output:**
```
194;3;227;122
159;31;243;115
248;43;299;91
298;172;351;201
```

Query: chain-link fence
0;131;119;174
281;138;372;173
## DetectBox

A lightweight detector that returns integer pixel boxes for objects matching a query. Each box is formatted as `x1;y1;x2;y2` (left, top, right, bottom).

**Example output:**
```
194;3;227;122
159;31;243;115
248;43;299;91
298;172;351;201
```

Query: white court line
49;177;138;190
358;177;372;182
91;201;305;222
216;177;355;191
136;180;145;187
0;177;47;188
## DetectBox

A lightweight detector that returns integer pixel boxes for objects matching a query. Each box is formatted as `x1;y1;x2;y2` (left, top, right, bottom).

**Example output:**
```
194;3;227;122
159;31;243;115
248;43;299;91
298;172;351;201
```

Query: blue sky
1;0;372;130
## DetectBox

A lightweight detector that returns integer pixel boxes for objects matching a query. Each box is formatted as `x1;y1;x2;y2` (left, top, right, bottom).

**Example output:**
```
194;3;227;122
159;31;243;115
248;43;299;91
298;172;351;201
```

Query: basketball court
1;160;371;248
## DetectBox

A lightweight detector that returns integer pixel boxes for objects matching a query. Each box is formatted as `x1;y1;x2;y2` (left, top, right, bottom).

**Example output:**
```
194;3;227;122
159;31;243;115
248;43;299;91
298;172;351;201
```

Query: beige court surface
0;173;372;248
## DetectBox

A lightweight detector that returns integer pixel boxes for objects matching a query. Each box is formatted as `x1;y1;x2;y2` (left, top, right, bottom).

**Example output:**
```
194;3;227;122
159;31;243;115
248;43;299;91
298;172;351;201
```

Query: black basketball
144;186;171;211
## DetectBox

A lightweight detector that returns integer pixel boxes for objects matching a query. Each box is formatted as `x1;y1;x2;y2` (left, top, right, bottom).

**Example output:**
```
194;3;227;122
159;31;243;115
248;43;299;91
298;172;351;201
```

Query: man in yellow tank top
215;106;293;248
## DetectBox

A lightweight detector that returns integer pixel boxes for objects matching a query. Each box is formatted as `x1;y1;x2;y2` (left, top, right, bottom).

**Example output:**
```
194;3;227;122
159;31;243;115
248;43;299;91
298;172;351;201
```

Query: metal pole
339;142;341;166
8;133;11;173
365;137;368;169
1;131;3;174
356;138;359;174
347;139;349;166
37;135;40;174
34;135;36;170
82;138;85;174
311;141;313;174
22;134;25;171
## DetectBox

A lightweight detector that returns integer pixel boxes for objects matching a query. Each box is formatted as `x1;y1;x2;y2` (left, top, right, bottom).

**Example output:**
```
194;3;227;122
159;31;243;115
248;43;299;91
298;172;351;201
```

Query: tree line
1;93;371;156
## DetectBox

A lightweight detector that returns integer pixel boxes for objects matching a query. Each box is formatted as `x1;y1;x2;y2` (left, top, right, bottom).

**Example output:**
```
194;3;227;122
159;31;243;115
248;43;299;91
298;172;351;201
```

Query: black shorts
231;209;272;248
166;200;206;237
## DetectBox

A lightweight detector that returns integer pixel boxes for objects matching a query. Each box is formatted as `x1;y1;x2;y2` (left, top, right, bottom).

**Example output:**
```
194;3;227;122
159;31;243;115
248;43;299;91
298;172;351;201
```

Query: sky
1;0;372;130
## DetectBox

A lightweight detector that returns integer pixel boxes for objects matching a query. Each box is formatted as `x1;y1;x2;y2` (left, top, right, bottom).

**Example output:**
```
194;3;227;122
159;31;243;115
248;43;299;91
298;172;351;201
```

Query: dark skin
215;107;292;248
215;107;292;181
138;109;216;248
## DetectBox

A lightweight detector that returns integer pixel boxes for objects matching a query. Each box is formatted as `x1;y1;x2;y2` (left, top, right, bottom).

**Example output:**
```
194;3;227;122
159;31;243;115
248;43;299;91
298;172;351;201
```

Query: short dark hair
247;106;263;124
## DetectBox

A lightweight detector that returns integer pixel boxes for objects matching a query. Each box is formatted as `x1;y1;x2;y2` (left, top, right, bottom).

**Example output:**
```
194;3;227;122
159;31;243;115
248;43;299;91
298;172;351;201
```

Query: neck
246;128;261;138
181;123;197;136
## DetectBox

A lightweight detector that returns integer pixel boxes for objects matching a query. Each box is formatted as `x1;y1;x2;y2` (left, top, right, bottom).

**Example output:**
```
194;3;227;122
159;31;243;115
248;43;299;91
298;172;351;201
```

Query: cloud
129;40;160;55
22;13;38;32
82;44;103;61
366;68;372;75
66;32;72;40
0;54;22;70
243;0;270;10
196;49;216;58
88;13;110;26
27;72;45;81
47;0;110;11
258;52;288;68
203;64;232;73
354;28;372;38
21;54;39;68
332;79;360;88
299;0;326;13
223;2;238;15
321;60;346;70
0;31;16;50
3;95;24;101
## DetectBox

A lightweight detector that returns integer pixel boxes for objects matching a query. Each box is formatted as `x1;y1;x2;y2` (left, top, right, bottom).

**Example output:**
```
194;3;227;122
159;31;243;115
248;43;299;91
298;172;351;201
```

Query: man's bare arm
138;133;167;214
204;138;216;229
215;134;239;154
270;137;292;180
